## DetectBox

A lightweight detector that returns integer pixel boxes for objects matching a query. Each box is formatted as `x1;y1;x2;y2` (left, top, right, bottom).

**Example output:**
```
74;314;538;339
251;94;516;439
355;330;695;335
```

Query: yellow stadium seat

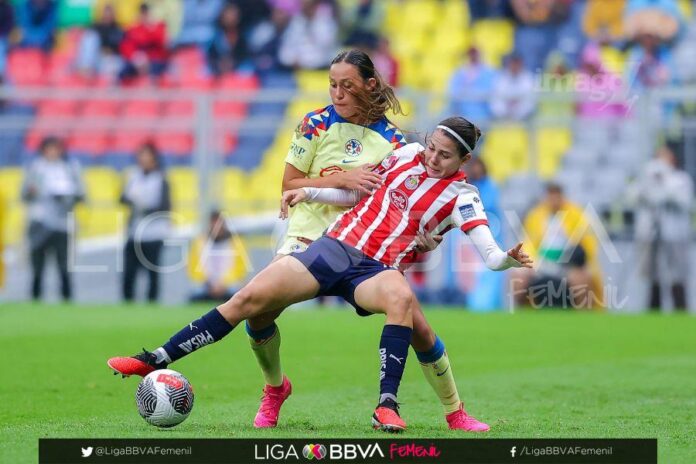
168;168;198;225
0;169;25;245
0;168;23;203
471;20;515;68
296;70;329;93
402;0;438;30
75;204;126;238
679;0;692;18
84;167;121;204
3;204;24;246
536;128;573;179
600;46;627;75
481;126;530;183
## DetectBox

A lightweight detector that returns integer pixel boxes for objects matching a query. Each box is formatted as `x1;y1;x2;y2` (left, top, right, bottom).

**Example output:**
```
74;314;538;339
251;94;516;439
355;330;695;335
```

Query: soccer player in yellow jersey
244;50;487;431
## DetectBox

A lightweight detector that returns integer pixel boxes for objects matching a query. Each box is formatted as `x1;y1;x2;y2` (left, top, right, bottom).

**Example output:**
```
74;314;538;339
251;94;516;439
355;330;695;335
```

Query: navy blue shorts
290;236;394;316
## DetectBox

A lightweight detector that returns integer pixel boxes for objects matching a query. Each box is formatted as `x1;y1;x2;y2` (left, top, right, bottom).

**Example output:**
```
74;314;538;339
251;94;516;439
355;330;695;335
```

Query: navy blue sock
379;324;413;402
161;308;234;363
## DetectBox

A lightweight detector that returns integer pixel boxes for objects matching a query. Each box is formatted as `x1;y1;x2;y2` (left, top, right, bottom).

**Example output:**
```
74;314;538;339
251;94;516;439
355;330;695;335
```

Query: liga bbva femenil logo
302;444;327;460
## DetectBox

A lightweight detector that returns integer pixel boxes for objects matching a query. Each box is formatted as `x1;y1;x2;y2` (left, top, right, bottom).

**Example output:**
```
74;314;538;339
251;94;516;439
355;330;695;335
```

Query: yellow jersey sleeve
285;113;321;174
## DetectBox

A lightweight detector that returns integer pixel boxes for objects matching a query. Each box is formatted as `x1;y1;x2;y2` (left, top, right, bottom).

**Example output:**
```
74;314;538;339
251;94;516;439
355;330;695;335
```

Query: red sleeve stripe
460;219;489;233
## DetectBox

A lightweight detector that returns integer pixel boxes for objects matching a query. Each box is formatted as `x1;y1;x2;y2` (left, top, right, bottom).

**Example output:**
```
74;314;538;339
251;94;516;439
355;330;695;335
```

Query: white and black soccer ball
135;369;194;428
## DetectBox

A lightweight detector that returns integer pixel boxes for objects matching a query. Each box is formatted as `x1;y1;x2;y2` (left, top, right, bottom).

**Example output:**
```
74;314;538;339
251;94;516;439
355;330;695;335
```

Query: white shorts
276;236;312;256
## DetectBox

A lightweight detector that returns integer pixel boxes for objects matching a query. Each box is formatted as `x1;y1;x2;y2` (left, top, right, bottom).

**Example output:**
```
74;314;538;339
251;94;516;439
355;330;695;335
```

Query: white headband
437;125;473;154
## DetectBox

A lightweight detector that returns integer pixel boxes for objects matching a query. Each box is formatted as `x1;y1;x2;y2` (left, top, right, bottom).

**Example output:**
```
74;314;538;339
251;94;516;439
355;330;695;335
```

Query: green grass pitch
1;304;695;463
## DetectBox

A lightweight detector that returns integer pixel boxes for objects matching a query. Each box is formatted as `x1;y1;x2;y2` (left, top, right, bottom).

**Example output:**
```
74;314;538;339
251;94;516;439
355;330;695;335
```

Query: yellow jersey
285;105;406;241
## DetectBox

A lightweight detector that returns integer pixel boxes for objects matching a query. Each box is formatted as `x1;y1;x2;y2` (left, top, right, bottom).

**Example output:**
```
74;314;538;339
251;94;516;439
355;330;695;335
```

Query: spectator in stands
511;183;604;309
120;142;171;303
247;6;290;74
510;0;571;72
465;157;505;310
188;210;248;302
624;0;681;43
490;53;536;121
232;0;273;36
576;43;627;119
629;33;675;91
75;4;123;81
119;3;168;82
448;47;497;127
148;0;183;45
626;145;693;311
174;0;223;49
342;0;385;47
583;0;626;43
278;0;338;70
371;36;399;87
467;0;513;20
538;51;575;119
0;0;14;79
22;136;85;301
207;3;251;75
17;0;57;51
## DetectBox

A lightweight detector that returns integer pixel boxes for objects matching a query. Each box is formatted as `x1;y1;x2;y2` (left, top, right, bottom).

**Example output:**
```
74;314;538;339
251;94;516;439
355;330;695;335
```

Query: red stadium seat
123;100;161;117
213;100;246;118
153;131;193;156
7;49;48;86
81;99;119;117
69;131;110;155
218;73;259;91
163;100;194;117
38;99;78;117
214;131;238;154
112;130;152;153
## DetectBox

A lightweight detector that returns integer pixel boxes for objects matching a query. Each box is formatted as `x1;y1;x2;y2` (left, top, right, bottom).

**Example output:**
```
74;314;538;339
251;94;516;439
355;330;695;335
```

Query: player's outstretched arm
279;187;362;219
466;225;533;271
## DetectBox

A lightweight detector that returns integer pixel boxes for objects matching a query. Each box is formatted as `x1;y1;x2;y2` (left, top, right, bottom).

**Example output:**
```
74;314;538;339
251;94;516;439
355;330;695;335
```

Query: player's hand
340;164;382;195
280;189;308;219
413;231;443;253
507;242;533;268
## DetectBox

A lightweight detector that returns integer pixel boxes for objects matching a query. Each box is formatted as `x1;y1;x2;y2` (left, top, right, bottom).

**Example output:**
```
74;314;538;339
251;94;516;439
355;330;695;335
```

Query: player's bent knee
223;285;266;320
384;286;414;319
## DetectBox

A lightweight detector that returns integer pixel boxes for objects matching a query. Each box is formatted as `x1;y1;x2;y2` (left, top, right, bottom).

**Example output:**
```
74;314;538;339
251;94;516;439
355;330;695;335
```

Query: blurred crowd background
0;0;694;312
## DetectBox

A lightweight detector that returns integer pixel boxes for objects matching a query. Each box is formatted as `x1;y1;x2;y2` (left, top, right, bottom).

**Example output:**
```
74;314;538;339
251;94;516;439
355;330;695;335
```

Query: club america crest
344;139;363;157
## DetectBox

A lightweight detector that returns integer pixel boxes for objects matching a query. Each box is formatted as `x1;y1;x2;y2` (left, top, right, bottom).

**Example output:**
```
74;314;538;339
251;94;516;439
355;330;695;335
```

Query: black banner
39;438;657;464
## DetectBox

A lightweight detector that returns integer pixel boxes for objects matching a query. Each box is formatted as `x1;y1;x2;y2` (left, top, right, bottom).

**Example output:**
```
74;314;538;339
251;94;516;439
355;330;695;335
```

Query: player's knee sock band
245;321;277;342
416;336;461;414
379;324;413;400
161;308;234;363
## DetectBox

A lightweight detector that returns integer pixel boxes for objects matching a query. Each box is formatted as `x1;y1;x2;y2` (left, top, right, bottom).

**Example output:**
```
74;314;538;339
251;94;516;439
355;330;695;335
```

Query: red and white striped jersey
326;143;488;268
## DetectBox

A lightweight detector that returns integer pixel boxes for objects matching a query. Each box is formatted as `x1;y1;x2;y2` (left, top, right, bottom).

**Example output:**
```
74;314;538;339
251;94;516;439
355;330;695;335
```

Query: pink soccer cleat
446;403;490;432
253;376;292;428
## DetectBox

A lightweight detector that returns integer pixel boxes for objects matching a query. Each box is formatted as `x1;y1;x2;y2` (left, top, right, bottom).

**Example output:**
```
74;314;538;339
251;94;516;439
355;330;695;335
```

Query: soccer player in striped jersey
244;50;484;432
108;117;532;432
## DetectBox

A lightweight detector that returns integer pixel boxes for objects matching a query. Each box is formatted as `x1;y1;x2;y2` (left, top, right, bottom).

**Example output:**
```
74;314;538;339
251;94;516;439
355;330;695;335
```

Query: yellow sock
419;351;461;414
248;326;284;387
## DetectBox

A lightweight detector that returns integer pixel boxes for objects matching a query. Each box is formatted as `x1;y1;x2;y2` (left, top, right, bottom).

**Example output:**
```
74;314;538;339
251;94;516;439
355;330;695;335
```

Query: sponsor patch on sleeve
458;204;476;221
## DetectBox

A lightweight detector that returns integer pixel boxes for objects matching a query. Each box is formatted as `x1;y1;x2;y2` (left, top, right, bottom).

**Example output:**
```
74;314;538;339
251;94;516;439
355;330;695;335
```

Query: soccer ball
135;369;194;427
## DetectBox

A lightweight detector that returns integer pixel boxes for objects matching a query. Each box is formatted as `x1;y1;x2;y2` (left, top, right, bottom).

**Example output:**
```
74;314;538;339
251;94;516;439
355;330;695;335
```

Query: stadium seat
168;168;199;225
153;132;193;157
536;128;573;179
38;99;78;118
481;125;530;183
218;73;259;91
7;49;48;86
213;101;247;118
163;100;194;117
112;129;152;153
471;20;515;67
83;167;121;203
69;131;110;156
81;99;119;117
122;100;161;118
